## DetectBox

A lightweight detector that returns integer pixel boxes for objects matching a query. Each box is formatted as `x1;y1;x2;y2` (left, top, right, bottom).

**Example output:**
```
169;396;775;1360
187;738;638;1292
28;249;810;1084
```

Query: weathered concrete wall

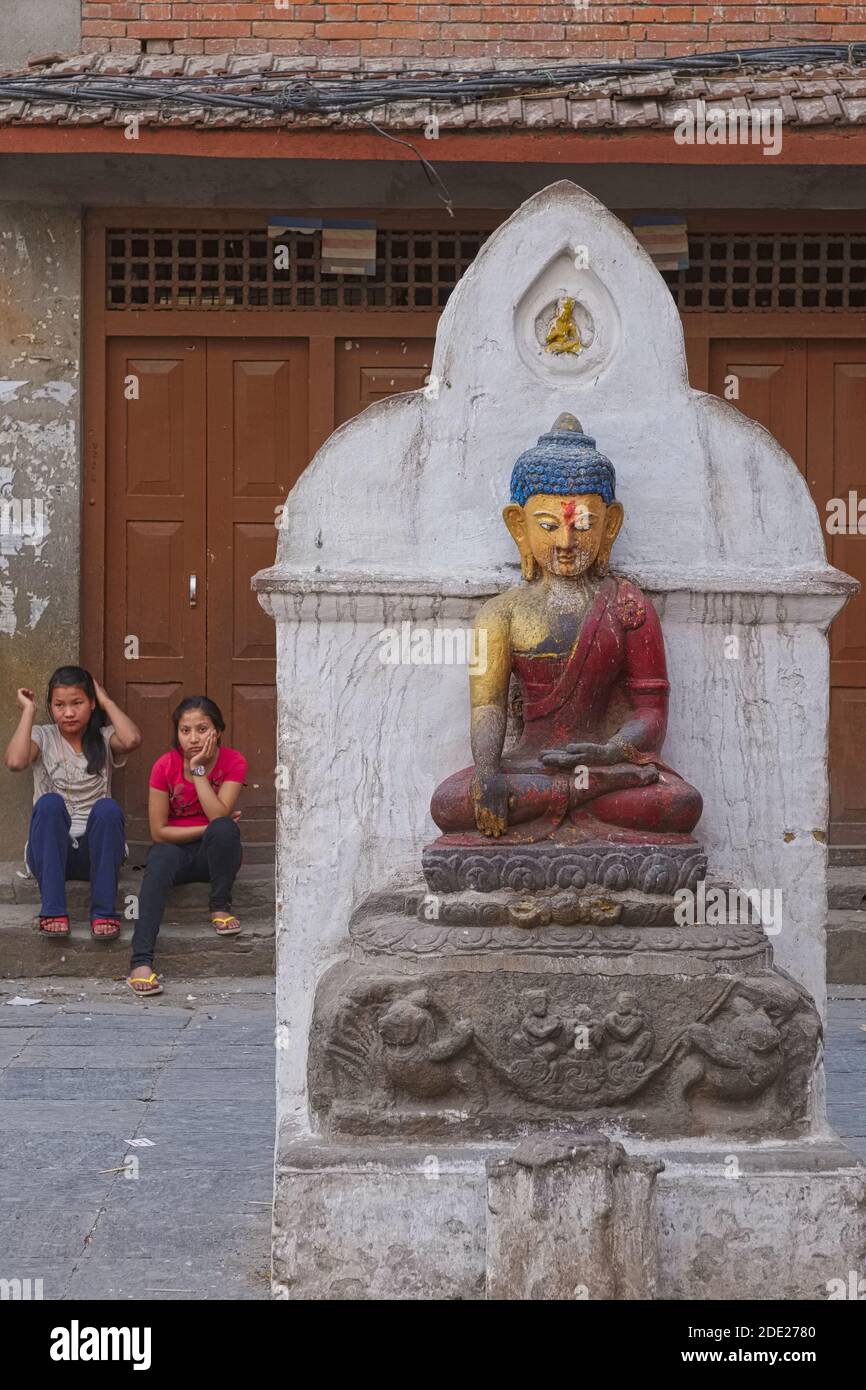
1;3;80;69
0;205;81;856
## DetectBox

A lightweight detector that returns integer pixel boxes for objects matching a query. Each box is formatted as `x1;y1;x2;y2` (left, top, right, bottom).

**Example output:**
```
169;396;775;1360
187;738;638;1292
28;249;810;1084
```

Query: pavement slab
0;976;275;1300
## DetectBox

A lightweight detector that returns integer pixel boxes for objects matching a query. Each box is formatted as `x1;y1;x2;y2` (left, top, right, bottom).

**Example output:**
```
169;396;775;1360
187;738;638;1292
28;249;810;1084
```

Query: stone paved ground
0;976;864;1301
0;975;274;1301
824;986;866;1167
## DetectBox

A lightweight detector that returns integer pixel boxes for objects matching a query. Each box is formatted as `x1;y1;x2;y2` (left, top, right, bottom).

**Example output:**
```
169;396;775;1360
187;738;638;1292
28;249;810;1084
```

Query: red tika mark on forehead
562;500;576;524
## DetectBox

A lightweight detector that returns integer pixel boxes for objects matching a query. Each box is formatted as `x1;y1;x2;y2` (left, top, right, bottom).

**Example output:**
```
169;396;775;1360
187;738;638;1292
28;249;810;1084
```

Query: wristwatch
191;765;207;777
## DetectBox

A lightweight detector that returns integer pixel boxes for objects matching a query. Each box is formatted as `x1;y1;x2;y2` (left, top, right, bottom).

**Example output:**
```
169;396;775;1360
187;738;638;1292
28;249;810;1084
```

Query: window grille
106;227;866;312
106;227;490;310
661;232;866;311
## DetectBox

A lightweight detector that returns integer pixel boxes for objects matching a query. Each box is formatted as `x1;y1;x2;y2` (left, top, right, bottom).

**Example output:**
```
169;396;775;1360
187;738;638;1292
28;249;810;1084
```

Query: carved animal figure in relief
680;997;783;1101
376;989;476;1100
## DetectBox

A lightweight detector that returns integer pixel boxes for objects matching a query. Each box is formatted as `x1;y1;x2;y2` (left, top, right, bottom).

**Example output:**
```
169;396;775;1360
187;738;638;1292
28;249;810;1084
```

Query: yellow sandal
126;972;164;997
211;913;242;937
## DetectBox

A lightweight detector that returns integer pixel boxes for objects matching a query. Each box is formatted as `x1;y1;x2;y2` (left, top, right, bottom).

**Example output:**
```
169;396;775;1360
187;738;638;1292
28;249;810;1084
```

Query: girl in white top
4;666;142;939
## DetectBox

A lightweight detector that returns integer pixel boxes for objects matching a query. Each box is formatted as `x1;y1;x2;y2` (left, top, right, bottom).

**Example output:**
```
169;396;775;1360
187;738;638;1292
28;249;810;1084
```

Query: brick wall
79;3;866;61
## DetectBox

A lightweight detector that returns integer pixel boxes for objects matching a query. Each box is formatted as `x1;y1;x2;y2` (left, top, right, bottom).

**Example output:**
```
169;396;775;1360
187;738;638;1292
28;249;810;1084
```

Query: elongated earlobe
503;503;538;581
593;500;623;578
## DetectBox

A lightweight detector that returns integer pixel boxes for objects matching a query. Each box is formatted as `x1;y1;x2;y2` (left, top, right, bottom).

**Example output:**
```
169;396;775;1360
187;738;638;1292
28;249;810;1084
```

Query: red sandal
38;915;70;938
90;917;121;941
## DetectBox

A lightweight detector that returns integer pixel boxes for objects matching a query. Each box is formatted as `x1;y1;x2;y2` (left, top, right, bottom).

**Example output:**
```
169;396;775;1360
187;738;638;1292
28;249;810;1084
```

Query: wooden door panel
124;357;189;495
106;338;207;841
808;343;866;838
707;337;866;839
683;336;708;391
708;340;807;470
830;688;866;838
233;522;280;660
230;358;296;495
230;684;279;817
206;340;309;842
813;355;866;673
335;338;435;425
125;522;187;659
122;681;186;854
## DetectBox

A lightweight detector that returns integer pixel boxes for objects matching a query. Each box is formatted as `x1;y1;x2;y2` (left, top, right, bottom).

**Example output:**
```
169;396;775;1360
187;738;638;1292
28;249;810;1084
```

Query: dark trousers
27;793;125;920
130;816;242;968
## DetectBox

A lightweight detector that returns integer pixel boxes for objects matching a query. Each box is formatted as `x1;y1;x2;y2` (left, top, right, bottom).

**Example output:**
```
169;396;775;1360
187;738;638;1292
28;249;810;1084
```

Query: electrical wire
0;44;864;118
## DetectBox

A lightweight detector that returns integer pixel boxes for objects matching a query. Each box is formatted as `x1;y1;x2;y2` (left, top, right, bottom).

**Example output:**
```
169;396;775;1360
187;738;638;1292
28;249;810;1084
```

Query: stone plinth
274;1135;866;1301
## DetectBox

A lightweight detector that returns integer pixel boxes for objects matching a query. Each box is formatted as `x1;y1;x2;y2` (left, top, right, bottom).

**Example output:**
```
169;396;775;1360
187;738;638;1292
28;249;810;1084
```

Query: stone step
828;866;866;910
829;845;866;867
0;860;275;919
0;901;274;978
827;909;866;986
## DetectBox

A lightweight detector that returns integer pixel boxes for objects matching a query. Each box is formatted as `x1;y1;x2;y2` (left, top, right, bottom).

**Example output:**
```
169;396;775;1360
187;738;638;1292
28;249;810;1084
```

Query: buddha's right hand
470;770;509;838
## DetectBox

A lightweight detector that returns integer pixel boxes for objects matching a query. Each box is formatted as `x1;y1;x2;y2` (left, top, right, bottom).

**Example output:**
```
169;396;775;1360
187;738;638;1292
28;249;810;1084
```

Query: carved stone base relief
309;945;821;1141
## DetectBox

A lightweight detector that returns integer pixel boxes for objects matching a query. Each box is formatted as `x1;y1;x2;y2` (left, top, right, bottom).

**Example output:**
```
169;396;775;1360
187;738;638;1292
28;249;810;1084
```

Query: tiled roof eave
3;54;866;133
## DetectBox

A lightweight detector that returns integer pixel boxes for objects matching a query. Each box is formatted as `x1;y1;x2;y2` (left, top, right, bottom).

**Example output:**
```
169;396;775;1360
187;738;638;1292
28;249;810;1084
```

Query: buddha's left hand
540;741;623;769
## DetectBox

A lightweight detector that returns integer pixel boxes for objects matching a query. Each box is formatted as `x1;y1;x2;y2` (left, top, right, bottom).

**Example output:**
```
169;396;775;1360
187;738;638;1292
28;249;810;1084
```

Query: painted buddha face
503;491;624;581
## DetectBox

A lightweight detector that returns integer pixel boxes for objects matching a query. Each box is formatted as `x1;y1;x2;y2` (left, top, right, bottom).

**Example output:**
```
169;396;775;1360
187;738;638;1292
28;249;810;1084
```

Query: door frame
82;206;866;676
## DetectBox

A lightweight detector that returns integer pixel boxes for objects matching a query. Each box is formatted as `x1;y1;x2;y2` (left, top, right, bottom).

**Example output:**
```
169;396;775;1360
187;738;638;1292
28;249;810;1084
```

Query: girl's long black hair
46;666;107;776
170;696;226;752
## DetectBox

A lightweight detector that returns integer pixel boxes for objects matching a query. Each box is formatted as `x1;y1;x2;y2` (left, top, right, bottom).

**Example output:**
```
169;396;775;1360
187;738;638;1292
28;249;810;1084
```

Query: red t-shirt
149;746;248;827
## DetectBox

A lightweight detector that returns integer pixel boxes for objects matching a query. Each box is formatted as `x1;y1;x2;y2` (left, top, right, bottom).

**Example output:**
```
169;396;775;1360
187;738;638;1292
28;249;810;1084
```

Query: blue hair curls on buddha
503;412;623;583
509;412;616;507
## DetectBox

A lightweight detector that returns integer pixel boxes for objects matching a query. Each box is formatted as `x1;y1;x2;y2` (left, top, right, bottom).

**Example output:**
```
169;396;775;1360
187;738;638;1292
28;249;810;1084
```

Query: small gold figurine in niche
544;295;582;356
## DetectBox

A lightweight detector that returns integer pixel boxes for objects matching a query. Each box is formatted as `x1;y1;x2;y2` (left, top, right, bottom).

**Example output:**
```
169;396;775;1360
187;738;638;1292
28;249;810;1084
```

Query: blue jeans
27;793;125;920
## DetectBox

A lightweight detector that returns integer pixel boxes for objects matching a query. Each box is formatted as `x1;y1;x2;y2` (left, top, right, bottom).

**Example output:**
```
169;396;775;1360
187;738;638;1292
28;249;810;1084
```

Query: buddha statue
429;413;702;847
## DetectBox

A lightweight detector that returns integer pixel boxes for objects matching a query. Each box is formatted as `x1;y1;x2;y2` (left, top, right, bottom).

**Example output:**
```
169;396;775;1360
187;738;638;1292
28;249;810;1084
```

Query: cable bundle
0;44;864;118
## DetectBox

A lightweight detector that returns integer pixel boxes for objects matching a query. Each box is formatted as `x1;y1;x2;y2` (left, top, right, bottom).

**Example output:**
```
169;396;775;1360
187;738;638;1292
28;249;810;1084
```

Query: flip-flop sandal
90;917;121;941
38;915;70;938
126;972;164;997
211;913;242;936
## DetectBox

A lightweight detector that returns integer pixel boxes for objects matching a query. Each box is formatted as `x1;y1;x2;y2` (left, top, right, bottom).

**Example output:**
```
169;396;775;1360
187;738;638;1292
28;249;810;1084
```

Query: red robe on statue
430;576;702;845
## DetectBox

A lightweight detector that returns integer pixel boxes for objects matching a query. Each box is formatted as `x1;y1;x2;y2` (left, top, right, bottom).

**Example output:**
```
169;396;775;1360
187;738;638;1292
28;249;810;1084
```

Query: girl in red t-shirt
128;696;248;996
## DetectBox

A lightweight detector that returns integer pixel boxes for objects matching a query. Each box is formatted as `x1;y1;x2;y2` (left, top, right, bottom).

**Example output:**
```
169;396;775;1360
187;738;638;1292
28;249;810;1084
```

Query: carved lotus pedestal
309;844;821;1143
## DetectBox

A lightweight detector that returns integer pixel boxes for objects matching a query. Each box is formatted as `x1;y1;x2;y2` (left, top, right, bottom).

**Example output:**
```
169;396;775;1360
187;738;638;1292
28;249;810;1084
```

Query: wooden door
335;337;435;425
105;337;207;841
709;337;866;841
105;336;308;846
808;342;866;840
707;340;808;469
206;339;309;844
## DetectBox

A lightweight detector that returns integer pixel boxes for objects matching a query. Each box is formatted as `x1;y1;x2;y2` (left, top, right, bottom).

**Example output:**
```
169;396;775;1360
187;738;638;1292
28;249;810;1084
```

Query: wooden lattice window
662;232;866;311
106;227;490;310
107;227;866;313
